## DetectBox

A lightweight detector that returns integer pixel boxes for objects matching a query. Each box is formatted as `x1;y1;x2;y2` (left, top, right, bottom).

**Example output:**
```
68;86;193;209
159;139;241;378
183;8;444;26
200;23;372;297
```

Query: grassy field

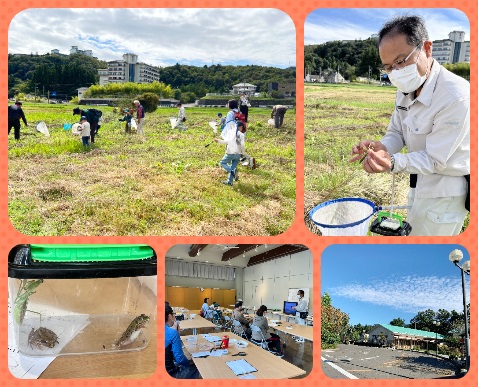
304;83;412;235
8;103;296;236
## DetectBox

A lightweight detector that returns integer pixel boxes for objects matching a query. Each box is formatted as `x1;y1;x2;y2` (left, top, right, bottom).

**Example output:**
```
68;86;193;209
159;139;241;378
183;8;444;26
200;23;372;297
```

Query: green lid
30;244;154;262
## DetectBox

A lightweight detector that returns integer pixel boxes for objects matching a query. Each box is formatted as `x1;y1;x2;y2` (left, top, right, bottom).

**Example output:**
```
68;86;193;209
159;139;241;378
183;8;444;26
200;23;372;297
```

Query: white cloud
8;8;295;68
305;8;470;45
330;275;470;314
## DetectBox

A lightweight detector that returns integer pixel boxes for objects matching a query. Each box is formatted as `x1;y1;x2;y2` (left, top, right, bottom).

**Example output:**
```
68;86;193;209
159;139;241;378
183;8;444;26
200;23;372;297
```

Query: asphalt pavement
321;344;459;379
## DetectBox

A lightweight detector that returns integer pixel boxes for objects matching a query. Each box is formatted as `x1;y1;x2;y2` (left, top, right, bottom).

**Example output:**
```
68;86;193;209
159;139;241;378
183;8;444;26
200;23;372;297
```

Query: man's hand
363;149;392;173
349;140;387;163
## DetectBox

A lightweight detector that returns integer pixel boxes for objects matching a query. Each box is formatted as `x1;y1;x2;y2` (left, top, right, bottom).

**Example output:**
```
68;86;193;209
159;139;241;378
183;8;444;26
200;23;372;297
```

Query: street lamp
449;249;470;373
433;320;441;356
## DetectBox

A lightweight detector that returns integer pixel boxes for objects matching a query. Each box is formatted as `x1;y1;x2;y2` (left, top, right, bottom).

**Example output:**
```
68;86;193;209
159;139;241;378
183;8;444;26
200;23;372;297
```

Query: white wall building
432;31;470;64
104;53;160;84
69;46;93;57
232;83;257;95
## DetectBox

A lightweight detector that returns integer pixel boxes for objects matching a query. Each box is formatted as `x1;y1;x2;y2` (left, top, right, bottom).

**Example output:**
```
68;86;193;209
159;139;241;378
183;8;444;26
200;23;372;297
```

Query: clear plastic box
8;244;157;357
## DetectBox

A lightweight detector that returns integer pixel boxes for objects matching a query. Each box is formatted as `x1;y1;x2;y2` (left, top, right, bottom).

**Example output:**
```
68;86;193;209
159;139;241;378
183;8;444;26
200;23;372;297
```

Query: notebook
225;359;257;376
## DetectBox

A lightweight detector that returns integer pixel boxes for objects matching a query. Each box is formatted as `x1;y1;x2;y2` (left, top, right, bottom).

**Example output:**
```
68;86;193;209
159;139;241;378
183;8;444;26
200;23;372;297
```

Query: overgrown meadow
8;103;296;236
304;83;411;234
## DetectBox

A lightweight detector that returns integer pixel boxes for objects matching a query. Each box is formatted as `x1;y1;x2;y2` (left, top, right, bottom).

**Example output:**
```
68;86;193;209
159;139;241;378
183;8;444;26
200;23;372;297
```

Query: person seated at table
232;301;252;339
251;305;283;355
165;304;200;379
201;298;213;318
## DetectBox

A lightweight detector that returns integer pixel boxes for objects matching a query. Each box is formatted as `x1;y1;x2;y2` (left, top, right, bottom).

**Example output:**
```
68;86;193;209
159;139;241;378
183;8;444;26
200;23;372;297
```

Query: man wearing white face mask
350;15;469;236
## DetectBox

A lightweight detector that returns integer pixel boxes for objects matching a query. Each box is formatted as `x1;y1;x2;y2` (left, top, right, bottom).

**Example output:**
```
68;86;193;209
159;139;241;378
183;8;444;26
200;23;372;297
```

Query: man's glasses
379;45;421;74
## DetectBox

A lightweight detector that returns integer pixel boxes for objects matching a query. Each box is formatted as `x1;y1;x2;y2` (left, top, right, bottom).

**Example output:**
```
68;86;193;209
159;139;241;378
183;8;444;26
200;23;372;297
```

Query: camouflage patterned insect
13;279;43;325
114;314;150;348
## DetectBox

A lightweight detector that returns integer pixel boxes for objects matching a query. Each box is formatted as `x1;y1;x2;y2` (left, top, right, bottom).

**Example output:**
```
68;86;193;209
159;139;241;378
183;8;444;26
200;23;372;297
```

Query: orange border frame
2;1;476;385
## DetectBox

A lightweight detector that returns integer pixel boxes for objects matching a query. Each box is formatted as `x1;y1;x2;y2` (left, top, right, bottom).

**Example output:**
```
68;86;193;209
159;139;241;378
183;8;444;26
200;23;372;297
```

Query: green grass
8;103;296;236
304;83;411;234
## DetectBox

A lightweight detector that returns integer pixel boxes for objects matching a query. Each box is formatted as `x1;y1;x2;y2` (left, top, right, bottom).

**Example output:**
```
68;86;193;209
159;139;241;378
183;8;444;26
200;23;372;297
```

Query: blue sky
305;8;470;45
322;244;470;326
9;9;295;69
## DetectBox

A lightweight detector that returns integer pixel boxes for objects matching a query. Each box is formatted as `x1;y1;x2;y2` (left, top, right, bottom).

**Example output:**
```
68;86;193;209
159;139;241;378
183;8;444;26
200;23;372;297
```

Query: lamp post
433;320;440;356
449;249;470;373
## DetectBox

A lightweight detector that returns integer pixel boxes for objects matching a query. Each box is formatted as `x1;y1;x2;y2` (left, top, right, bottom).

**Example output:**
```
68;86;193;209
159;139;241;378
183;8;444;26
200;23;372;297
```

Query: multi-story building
231;83;257;95
103;53;160;84
69;46;93;57
98;69;109;85
432;31;470;64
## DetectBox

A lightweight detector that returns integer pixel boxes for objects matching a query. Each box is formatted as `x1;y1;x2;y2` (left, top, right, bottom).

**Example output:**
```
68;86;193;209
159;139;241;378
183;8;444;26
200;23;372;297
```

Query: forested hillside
8;53;106;98
304;38;381;81
305;37;470;81
8;52;296;100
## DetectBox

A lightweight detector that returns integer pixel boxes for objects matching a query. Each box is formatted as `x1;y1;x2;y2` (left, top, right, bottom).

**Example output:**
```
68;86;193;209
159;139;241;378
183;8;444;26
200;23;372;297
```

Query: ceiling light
243;253;245;257
265;244;268;249
255;246;258;252
197;249;201;256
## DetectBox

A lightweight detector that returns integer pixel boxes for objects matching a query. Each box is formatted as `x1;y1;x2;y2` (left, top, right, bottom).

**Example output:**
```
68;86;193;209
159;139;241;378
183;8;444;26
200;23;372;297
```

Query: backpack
234;110;246;124
86;108;103;123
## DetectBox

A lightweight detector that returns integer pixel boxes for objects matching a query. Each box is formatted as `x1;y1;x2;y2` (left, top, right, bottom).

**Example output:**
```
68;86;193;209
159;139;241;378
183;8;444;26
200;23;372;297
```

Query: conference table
267;319;314;342
179;313;217;335
181;332;306;379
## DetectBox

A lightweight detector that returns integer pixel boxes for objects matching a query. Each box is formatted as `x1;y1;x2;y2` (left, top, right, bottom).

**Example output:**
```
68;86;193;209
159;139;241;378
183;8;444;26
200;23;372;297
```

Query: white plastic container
8;244;157;357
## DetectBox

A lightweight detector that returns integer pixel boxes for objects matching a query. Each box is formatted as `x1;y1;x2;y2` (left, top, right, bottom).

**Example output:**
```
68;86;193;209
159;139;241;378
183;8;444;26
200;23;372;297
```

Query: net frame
309;197;377;229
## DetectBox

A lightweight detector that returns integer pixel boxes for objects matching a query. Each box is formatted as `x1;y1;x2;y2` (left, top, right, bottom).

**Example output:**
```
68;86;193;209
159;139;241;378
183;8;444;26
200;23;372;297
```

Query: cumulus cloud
8;8;295;68
330;275;470;313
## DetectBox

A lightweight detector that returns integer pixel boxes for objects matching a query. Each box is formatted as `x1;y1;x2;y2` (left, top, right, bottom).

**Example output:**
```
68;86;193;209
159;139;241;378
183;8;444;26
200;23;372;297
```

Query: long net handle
390;172;395;217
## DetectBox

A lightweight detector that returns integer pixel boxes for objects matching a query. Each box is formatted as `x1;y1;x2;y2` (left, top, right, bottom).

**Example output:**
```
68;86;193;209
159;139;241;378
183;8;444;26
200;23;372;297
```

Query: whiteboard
287;288;310;303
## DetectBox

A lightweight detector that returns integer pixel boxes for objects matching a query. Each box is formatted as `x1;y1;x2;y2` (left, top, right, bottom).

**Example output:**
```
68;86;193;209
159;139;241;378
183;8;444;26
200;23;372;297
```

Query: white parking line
361;356;380;360
321;356;359;379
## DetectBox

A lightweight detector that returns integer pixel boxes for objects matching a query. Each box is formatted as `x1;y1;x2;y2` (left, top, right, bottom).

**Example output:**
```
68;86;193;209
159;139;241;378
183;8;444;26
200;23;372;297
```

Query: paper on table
201;334;222;343
225;359;257;376
8;297;55;379
239;373;257;379
191;349;228;358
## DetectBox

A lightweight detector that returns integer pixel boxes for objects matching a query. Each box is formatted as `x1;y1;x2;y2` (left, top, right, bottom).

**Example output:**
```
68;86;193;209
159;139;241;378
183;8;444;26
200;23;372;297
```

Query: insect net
309;197;376;236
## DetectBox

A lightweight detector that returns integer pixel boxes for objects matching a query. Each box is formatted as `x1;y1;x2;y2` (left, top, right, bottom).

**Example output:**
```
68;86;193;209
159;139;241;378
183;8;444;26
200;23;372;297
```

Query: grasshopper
13;279;43;325
358;144;374;164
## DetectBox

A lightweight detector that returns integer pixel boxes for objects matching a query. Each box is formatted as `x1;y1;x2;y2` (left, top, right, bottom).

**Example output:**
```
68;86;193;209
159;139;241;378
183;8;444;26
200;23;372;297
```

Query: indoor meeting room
165;244;313;379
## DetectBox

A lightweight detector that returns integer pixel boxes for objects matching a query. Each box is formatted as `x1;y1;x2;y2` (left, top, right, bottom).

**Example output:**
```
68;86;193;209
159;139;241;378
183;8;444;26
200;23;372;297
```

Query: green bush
138;92;159;113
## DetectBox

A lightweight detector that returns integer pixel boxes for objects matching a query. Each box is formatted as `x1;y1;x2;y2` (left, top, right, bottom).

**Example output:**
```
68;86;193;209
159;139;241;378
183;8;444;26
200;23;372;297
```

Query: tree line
305;39;470;81
322;292;468;357
8;53;106;98
8;52;296;102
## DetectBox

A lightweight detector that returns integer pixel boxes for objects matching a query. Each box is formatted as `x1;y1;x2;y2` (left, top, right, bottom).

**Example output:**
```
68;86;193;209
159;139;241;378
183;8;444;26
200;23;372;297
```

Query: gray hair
133;100;140;104
378;15;429;47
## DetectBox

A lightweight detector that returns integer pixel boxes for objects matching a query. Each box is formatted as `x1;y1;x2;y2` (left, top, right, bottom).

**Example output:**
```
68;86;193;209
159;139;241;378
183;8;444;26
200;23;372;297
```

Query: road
322;344;459;379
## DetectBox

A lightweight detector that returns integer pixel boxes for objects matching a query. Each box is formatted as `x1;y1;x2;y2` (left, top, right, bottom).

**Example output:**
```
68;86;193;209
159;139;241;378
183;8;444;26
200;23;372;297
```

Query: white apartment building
103;53;160;84
69;46;93;57
432;31;470;64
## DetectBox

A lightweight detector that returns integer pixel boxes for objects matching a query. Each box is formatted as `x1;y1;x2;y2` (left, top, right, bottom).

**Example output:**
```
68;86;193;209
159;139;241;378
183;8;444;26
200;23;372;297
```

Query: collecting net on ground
309;197;377;236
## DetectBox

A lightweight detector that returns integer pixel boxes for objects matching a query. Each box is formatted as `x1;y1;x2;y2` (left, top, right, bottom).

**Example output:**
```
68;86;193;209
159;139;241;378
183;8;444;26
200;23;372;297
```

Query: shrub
137;92;159;113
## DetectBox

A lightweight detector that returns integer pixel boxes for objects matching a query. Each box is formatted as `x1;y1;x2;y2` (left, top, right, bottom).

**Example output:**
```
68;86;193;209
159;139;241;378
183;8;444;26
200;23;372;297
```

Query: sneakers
274;351;284;357
222;181;232;186
234;169;239;181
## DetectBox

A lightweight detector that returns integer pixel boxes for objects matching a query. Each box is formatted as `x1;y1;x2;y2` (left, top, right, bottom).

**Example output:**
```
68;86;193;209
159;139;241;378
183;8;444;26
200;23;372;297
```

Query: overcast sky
305;8;470;45
8;8;296;69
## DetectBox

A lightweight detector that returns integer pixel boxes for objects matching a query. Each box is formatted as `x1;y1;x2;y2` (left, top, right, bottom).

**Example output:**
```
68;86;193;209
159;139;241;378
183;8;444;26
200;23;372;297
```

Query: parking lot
322;344;459;379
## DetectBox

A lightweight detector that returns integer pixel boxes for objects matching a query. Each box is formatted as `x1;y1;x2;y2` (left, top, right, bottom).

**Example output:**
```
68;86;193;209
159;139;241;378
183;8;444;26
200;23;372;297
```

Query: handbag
299;311;308;319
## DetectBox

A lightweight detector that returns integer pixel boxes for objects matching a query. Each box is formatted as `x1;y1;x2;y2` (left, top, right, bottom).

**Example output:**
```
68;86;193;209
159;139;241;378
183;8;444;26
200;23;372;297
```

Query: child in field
119;109;133;134
217;112;226;130
176;103;186;131
214;121;246;186
79;116;91;149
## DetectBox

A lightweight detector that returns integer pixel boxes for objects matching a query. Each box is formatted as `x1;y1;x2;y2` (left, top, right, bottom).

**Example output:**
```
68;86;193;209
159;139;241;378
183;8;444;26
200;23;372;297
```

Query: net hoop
309;197;377;229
